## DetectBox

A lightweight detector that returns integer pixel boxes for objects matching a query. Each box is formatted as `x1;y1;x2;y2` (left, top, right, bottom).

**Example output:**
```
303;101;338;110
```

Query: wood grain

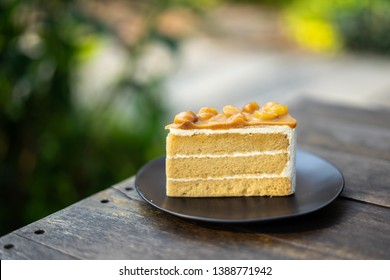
293;100;390;161
229;197;390;259
112;176;144;202
0;233;77;260
300;144;390;208
291;99;390;129
291;99;390;207
1;183;388;259
4;188;324;259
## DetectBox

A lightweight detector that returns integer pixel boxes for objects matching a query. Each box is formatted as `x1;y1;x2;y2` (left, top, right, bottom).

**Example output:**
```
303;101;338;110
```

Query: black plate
135;150;344;223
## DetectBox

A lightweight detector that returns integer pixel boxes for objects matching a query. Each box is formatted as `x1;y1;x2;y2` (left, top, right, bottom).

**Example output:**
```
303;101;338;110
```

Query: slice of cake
165;101;297;197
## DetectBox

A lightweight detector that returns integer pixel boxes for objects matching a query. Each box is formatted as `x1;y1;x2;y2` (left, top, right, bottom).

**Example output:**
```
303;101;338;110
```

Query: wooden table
1;99;390;259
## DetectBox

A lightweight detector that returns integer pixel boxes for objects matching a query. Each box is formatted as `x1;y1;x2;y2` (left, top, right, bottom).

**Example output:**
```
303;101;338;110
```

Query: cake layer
167;133;289;156
166;153;288;179
166;177;292;197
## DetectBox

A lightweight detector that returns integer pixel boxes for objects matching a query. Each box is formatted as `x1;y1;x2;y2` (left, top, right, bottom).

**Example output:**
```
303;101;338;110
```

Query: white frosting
286;127;296;192
169;125;293;136
168;174;285;182
167;150;286;159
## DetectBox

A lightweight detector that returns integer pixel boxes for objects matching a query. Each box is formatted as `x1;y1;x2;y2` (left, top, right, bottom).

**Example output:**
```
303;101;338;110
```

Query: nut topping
167;101;296;129
242;102;260;113
173;111;198;124
208;113;227;123
265;103;288;116
228;112;247;124
198;107;218;121
222;105;241;117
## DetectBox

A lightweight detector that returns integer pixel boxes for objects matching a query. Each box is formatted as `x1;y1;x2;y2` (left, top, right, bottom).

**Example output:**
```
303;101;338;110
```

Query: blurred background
1;0;390;236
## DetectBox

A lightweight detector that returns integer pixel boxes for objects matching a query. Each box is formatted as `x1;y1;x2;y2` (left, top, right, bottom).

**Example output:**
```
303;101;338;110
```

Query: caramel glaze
165;102;297;130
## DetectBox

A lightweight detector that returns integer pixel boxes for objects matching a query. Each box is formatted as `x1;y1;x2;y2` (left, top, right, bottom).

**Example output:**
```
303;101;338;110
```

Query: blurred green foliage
225;0;390;55
0;0;219;235
284;0;390;54
333;0;390;55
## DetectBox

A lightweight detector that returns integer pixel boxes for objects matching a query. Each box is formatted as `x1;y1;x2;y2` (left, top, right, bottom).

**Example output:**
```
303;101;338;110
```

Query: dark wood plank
300;144;390;208
112;176;143;202
0;233;77;260
9;183;390;259
297;121;390;161
291;99;390;130
291;101;390;160
11;188;326;259
290;100;390;207
230;197;390;259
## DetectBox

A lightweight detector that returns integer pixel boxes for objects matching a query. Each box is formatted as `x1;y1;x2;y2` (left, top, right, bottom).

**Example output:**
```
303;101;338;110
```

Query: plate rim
135;149;345;223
